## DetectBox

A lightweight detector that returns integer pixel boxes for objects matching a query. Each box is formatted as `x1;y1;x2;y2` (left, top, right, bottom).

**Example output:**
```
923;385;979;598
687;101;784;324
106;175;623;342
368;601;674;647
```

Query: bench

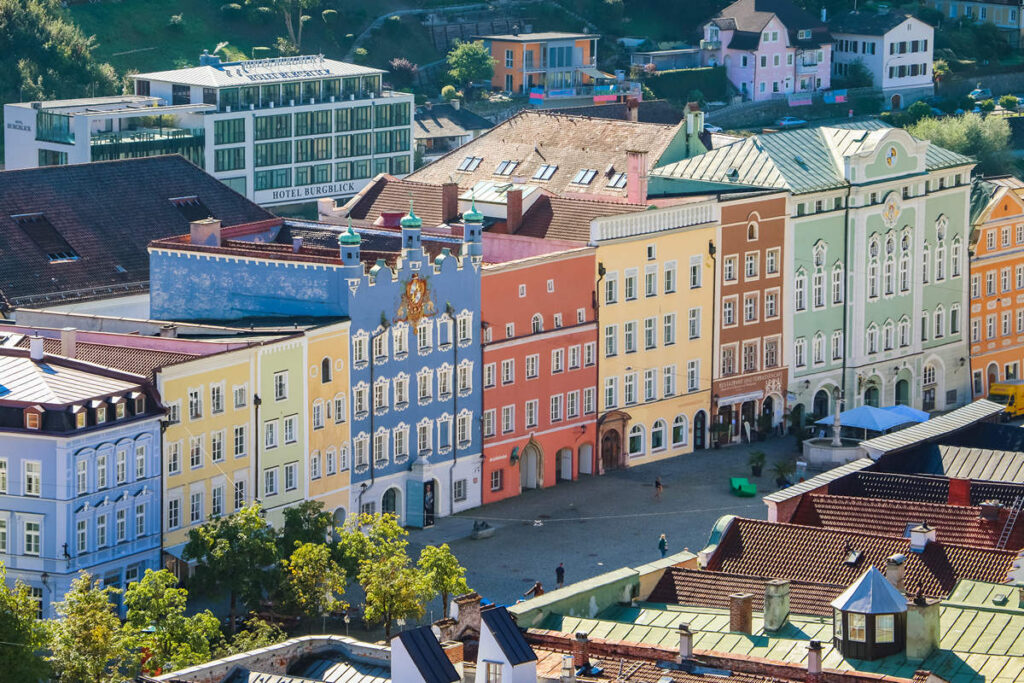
730;477;758;497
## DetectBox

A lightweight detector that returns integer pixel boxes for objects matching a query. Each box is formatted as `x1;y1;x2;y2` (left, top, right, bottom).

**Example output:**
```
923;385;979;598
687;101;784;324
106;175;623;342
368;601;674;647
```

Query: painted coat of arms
395;274;435;326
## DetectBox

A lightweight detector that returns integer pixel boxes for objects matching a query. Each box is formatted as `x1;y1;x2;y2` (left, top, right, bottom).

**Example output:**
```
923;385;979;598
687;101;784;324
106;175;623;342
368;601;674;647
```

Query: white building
830;11;934;110
3;53;414;208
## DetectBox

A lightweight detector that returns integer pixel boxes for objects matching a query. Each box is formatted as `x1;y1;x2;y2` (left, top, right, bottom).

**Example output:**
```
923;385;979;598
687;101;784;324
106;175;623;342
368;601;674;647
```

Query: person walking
555;562;565;588
658;534;668;558
654;477;663;500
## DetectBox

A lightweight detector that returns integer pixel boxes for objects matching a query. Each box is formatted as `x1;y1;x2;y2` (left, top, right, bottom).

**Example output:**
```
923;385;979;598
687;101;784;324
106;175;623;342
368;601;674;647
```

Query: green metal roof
537;580;1024;683
652;120;974;196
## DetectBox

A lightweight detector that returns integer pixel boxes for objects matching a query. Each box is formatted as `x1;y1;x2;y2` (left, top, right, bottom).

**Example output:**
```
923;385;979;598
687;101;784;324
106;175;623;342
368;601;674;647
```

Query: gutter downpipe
594;260;605;472
446;303;458;518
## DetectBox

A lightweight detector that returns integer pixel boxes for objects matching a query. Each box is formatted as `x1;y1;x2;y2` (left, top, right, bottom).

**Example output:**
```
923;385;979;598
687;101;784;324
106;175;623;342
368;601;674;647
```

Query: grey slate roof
396;627;459;683
829;11;914;36
860;400;1006;458
134;57;384;88
763;457;874;503
0;351;141;405
481;606;537;666
414;104;493;140
652;120;974;195
710;0;832;48
934;445;1024;483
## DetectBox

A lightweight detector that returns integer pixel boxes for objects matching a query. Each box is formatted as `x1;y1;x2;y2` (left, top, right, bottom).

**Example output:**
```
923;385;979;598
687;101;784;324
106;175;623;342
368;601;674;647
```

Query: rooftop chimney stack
906;596;941;661
885;553;906;592
806;640;823;683
506;188;523;233
764;579;791;632
190;218;222;247
159;324;178;339
729;593;754;634
980;500;1001;521
948;478;970;506
626;150;649;204
292;236;303;253
60;327;77;359
560;654;576;683
678;623;693;660
909;523;936;553
441;182;459;223
29;335;44;361
625;96;640;123
572;632;590;670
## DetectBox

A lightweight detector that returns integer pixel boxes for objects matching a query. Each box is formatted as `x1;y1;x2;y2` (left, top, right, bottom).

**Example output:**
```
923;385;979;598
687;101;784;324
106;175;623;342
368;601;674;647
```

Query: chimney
980;500;1002;521
948;478;970;506
572;632;590;670
453;592;482;638
678;623;693;659
506;188;523;233
885;553;906;592
806;640;823;683
451;98;461;110
159;324;178;339
625;96;640;122
909;523;936;553
764;579;791;632
729;593;753;634
379;211;404;228
60;327;77;359
906;596;941;661
29;335;44;361
441;182;459;223
292;236;303;253
626;150;649;204
189;218;222;247
560;654;576;683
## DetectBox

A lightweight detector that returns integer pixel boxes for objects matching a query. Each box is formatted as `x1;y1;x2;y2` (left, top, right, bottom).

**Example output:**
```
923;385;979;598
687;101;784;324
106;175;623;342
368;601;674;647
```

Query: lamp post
831;389;844;447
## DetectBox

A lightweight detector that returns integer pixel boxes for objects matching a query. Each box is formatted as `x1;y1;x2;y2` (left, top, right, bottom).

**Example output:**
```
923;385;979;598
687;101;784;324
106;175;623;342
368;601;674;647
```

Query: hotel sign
254;178;371;206
241;68;333;83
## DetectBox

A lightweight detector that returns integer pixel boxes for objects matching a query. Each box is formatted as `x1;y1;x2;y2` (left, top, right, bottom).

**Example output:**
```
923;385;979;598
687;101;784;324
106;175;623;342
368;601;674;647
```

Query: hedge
644;66;728;102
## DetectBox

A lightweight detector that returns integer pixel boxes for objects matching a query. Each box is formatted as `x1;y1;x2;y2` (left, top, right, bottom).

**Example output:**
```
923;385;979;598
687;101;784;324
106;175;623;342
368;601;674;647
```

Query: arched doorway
601;430;621;470
864;385;880;407
555;448;573;482
693;411;707;450
895;379;910;406
890;93;902;110
578;444;594;475
813;389;830;418
988;362;999;390
382;488;401;519
331;508;346;542
790;403;805;436
520;443;542;489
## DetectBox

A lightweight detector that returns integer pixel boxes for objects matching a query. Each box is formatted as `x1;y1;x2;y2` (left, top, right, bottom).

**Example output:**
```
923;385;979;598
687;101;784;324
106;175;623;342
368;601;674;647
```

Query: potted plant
710;423;730;448
771;459;797;489
748;450;766;477
756;414;773;440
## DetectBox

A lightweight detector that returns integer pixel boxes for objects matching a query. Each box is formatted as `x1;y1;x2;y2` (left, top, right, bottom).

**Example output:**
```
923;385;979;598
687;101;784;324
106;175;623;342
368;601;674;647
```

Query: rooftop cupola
463;198;483;262
339;220;362;266
831;565;908;661
401;200;422;255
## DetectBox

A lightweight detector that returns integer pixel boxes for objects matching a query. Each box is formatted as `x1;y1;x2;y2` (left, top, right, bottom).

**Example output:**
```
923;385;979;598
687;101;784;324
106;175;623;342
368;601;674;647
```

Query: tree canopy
446;40;495;89
47;574;130;683
907;111;1011;175
0;564;49;681
282;542;347;626
418;543;471;613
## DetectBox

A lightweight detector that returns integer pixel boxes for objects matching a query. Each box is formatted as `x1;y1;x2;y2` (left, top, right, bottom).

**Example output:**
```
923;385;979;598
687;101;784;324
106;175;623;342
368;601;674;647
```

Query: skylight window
533;164;558;181
169;196;212;222
607;172;627;188
457;156;483;172
12;213;80;263
572;169;597;185
494;160;518;176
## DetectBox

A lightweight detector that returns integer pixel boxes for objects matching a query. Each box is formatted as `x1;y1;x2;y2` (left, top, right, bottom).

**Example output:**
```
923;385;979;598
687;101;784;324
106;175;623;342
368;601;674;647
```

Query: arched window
868;238;880;298
672;415;689;447
923;364;936;385
883;320;894;350
747;221;758;240
652;419;667;451
866;325;879;354
628;424;645;455
831;263;844;304
813;332;825;364
951;236;962;277
921;245;930;283
794;271;807;310
531;314;543;334
934;306;945;338
321;357;332;383
898;317;910;347
884;255;894;295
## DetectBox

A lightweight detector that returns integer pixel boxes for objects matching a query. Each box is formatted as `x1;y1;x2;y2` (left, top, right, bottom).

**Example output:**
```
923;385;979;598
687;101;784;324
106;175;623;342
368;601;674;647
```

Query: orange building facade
969;178;1024;397
480;248;598;505
478;32;598;94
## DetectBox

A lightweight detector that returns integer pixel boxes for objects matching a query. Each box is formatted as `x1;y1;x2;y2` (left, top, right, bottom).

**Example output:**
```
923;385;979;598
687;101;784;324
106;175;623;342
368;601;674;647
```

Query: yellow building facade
591;199;717;470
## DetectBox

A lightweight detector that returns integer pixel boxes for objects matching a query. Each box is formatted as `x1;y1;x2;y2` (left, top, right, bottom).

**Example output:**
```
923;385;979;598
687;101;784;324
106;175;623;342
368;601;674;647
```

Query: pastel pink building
702;0;832;101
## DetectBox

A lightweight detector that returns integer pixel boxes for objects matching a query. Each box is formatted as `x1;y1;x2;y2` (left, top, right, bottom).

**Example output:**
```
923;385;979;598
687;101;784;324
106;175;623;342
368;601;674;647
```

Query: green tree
1000;95;1019;111
246;0;320;52
932;59;950;83
283;542;347;628
446;40;495;90
183;503;278;633
218;616;286;656
278;500;334;556
0;0;119;106
360;551;427;639
840;59;873;88
905;100;933;124
907;111;1011;175
47;573;130;683
0;564;49;680
335;512;407;578
417;544;470;613
124;569;223;675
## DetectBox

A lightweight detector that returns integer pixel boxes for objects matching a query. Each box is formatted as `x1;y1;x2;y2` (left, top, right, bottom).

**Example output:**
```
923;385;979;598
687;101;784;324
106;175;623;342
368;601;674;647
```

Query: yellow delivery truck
988;380;1024;419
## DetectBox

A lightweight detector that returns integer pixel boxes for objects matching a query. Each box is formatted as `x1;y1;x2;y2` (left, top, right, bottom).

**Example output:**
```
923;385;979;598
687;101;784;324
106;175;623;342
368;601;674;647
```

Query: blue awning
883;404;930;424
815;405;907;432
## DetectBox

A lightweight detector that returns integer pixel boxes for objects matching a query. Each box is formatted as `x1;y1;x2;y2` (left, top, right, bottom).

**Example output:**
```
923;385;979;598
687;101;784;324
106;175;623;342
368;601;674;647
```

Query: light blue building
148;208;484;526
0;339;163;617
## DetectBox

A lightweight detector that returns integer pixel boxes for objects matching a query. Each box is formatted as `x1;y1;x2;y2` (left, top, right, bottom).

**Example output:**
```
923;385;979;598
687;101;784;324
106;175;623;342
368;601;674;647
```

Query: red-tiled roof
792;494;1024;551
516;195;647;241
708;517;1018;597
15;337;200;379
343;175;452;227
647;567;843;616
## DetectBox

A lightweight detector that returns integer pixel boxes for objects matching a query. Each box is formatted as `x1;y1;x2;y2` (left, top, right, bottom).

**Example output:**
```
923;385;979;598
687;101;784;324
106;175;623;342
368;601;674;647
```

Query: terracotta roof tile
343;175;451;227
516;195;647;241
647;567;844;616
792;494;1024;551
708;518;1019;597
14;337;200;379
408;110;681;199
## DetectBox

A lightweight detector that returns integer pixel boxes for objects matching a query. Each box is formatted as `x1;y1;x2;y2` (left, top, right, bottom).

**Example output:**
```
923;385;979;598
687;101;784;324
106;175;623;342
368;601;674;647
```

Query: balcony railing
701;39;721;50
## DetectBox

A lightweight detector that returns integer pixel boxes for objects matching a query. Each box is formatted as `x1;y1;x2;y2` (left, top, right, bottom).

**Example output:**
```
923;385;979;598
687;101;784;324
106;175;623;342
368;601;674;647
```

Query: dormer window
25;410;41;430
76;411;86;429
96;404;107;424
494;160;518;176
457;156;482;172
135;395;146;414
115;401;126;420
572;169;597;185
798;29;811;40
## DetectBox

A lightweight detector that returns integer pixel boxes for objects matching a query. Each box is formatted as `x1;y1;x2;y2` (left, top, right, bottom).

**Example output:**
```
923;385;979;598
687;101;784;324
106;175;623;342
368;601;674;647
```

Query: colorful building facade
591;200;718;468
476;32;599;95
968;178;1024;397
713;192;790;442
0;343;163;618
480;245;598;504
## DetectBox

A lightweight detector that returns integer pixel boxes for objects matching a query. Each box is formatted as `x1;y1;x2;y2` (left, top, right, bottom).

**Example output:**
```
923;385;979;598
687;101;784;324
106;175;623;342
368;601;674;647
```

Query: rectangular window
214;119;246;145
848;613;866;642
212;485;224;517
234;480;247;510
624;322;637;353
265;467;279;496
214;147;245;172
190;492;203;524
24;462;41;496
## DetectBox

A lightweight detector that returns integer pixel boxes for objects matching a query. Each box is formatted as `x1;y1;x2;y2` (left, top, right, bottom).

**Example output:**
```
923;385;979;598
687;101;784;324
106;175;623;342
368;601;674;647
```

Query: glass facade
90;129;205;167
254;141;291;167
36;112;74;144
214;119;245;145
214;147;245;172
255;115;291;141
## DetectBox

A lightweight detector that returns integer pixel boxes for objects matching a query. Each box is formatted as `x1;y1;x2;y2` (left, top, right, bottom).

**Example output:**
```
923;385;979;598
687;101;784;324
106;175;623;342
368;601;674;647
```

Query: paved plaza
407;435;799;612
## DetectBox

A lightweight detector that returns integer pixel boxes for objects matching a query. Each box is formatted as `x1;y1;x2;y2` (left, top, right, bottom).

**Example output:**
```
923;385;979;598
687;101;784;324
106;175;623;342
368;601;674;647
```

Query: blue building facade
0;348;163;617
148;210;484;525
